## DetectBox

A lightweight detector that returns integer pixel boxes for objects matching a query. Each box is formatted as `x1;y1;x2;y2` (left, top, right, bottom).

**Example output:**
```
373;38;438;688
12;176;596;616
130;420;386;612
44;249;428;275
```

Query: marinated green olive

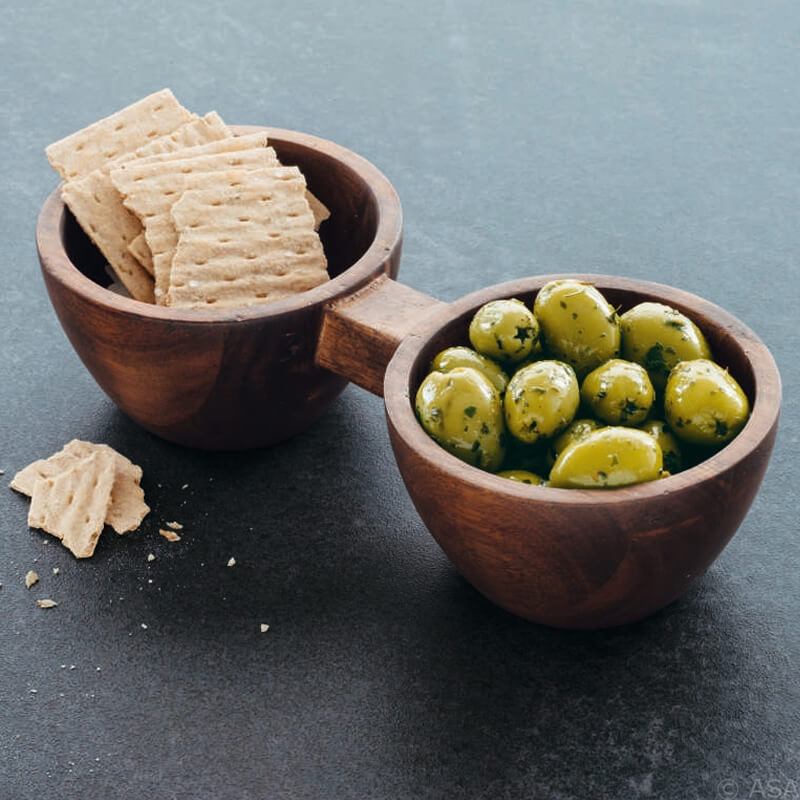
549;417;603;465
468;298;540;364
639;419;683;475
549;427;663;489
503;360;580;444
620;301;711;391
430;346;509;395
664;358;749;446
533;279;621;377
580;358;655;426
497;469;546;485
415;366;507;471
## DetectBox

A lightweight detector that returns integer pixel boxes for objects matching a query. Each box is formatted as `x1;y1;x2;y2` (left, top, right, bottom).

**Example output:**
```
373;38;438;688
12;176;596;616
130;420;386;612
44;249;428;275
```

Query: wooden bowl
375;274;781;629
36;127;403;450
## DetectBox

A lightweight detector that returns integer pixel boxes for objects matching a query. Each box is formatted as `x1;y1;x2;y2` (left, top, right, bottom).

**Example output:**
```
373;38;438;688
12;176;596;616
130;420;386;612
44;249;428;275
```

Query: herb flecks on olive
415;366;507;471
497;470;546;485
664;358;749;446
469;299;540;364
533;280;621;378
639;419;683;475
580;358;655;426
620;302;711;392
504;360;580;445
549;427;664;489
430;346;509;395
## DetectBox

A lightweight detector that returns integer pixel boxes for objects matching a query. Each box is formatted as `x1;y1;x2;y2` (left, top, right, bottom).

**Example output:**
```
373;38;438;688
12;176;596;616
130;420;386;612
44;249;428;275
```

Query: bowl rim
384;272;782;507
36;126;403;325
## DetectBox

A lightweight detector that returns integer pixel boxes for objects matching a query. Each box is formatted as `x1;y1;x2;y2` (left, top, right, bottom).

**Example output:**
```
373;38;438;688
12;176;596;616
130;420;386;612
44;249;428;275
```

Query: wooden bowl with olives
317;273;781;629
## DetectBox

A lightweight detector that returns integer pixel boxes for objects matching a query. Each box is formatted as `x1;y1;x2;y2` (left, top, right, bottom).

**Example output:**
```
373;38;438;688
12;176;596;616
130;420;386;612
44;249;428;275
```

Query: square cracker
61;173;155;302
11;440;149;535
111;146;281;300
28;450;116;559
61;111;234;289
117;111;231;164
166;168;328;309
45;88;194;181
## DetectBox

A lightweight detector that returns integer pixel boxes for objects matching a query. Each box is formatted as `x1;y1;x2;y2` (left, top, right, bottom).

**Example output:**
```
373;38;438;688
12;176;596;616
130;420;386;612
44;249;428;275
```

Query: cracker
166;168;328;309
28;450;116;559
45;89;194;181
61;173;155;302
11;440;149;535
128;232;154;275
59;111;234;291
116;111;231;164
305;190;330;231
114;130;270;169
110;147;281;300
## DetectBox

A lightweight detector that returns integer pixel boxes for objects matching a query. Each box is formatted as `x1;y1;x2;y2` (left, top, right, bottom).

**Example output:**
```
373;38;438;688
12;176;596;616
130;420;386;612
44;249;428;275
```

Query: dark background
1;2;797;798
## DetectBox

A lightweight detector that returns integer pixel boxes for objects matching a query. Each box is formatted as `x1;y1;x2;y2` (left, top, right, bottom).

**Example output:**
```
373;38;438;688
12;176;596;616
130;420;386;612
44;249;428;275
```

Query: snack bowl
36;127;403;450
318;273;781;629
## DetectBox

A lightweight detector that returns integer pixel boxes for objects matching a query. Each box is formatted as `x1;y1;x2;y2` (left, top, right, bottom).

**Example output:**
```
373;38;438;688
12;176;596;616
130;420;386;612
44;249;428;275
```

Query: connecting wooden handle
315;274;446;396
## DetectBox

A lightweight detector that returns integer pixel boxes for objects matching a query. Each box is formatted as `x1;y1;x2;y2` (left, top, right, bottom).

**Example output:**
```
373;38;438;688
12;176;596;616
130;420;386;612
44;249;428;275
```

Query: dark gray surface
1;2;798;798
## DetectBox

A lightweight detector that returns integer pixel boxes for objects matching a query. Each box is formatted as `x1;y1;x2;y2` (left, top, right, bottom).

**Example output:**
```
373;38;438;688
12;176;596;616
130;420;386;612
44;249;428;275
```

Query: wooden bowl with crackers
37;105;403;449
316;273;781;628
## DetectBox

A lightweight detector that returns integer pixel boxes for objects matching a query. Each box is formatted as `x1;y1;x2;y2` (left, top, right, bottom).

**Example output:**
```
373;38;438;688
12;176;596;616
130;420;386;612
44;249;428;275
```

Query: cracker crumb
159;528;181;542
37;599;58;608
25;570;39;589
181;484;188;490
52;567;60;575
141;623;148;630
260;623;270;633
147;553;155;562
165;521;183;530
227;557;236;567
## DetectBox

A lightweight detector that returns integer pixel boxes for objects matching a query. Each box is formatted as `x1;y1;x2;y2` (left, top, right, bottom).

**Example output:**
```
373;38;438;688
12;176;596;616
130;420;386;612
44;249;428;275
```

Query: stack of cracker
45;88;330;309
10;440;150;559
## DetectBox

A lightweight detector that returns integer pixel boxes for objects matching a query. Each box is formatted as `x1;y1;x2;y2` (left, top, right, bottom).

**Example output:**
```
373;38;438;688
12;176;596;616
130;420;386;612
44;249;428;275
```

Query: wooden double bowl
36;127;781;629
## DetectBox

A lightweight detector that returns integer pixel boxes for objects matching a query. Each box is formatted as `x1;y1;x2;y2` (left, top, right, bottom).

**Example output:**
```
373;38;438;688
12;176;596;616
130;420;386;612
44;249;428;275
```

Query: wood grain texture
315;274;446;396
383;274;782;628
36;127;403;450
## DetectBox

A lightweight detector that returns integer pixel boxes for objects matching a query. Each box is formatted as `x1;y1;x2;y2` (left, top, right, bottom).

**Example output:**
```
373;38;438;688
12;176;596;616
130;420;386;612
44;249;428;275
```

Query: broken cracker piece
11;440;149;535
159;529;181;542
27;450;116;559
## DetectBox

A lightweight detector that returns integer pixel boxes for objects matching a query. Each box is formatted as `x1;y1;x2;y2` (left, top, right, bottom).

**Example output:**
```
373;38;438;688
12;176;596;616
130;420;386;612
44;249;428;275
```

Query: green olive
468;298;540;364
430;346;509;395
639;419;683;475
497;469;546;485
620;301;712;392
580;358;655;426
549;427;664;489
533;280;621;378
664;358;749;446
415;367;506;471
549;417;603;465
503;360;579;444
